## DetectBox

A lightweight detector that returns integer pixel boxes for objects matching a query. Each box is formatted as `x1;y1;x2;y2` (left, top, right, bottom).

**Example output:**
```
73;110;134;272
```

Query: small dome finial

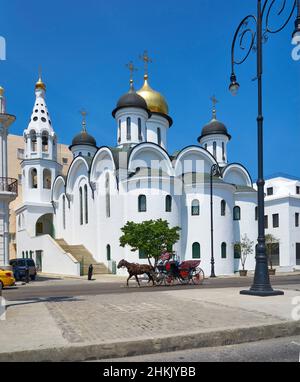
35;67;46;91
211;95;218;120
80;109;88;133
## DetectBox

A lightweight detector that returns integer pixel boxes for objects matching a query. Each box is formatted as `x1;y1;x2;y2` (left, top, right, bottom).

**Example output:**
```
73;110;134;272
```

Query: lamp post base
240;288;284;297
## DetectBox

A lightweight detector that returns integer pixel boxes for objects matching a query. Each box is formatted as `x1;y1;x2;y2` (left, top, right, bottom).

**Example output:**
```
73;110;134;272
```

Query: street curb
0;320;299;362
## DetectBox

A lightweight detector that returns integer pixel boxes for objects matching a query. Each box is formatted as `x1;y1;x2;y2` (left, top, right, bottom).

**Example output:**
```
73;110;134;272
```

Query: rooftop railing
0;177;18;195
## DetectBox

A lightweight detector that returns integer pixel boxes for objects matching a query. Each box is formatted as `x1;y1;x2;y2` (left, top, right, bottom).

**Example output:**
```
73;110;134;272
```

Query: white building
14;69;299;277
0;86;17;268
263;174;300;270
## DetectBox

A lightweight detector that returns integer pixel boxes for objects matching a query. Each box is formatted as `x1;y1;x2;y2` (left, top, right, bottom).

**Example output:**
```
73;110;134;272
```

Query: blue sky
1;0;299;180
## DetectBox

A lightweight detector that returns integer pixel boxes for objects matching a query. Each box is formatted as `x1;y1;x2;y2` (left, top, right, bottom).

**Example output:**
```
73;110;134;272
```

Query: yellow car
0;269;15;290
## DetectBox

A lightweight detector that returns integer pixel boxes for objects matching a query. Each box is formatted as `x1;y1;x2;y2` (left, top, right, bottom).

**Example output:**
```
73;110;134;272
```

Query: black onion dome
198;118;231;142
112;87;150;117
70;130;97;148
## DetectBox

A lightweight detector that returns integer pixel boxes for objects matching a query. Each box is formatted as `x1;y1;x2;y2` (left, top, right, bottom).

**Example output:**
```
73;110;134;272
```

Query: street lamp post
210;163;221;278
229;0;300;296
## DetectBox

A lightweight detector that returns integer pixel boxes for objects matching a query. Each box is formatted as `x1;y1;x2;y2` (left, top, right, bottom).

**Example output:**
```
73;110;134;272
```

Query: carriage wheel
164;274;175;286
179;275;190;285
191;267;205;285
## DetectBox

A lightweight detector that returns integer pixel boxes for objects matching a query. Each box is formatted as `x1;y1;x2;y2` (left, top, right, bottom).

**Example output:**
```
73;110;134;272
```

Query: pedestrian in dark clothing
88;264;93;281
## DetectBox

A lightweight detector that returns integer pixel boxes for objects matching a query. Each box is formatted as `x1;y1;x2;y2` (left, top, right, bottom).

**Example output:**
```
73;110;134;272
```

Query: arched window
62;195;66;230
191;199;200;216
126;117;131;140
138;195;147;212
30;130;37;152
165;195;172;212
192;242;201;259
213;141;217;158
255;206;258;221
43;169;51;189
234;244;241;259
145;126;148;141
84;184;88;224
18;215;21;229
221;242;227;258
106;244;111;261
204;143;208;150
42;131;49;152
233;206;241;221
79;187;83;225
118;120;121;143
138;118;142;141
221;200;226;216
157;127;161;146
105;173;110;218
30;168;38;189
222;142;225;161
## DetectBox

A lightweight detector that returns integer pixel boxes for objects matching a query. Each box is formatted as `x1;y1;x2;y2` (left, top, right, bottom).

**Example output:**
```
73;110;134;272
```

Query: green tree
265;234;279;270
119;219;181;266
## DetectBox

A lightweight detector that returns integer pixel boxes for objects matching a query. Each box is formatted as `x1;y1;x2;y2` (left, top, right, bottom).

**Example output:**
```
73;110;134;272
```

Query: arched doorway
35;214;55;237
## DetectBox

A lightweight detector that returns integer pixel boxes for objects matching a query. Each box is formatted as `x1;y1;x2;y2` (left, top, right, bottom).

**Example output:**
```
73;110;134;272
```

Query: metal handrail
0;177;18;195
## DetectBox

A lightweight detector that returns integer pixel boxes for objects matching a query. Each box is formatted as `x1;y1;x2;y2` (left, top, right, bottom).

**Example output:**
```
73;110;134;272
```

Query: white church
3;57;298;277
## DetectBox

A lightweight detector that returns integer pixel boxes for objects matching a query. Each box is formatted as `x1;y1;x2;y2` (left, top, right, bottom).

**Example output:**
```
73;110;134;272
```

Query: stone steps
55;239;110;275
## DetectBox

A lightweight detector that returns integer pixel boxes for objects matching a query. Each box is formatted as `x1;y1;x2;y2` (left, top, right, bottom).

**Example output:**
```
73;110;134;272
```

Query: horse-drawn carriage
117;252;205;287
155;252;205;285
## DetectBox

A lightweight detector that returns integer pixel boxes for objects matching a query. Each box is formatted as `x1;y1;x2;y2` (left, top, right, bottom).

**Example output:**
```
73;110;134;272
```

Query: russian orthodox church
15;55;298;277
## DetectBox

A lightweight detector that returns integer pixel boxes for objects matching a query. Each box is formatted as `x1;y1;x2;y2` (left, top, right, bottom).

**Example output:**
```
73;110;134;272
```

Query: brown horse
117;259;155;287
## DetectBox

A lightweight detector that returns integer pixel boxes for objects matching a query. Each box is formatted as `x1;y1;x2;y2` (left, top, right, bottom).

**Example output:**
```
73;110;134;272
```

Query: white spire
25;74;54;136
24;73;56;161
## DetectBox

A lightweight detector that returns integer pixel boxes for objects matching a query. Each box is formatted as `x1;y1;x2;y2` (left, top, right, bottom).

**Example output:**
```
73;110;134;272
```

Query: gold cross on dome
38;66;42;80
80;109;88;131
125;61;138;83
139;50;153;76
210;95;218;119
211;95;219;108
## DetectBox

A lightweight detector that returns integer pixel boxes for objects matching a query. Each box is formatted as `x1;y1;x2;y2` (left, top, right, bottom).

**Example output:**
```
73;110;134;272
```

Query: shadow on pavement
5;296;84;309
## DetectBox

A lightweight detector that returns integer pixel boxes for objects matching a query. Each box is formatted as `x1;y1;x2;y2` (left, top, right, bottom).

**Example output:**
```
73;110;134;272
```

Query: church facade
14;61;300;277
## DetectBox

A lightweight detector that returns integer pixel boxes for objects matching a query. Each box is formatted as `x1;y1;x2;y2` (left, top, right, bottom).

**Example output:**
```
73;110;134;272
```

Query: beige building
7;134;73;258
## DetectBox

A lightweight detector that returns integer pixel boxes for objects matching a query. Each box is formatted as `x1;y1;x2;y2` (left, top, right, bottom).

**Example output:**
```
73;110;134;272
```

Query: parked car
0;269;15;290
9;258;37;281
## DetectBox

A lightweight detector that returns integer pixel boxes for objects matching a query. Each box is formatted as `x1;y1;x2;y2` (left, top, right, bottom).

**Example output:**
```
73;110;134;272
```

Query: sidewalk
0;286;299;362
37;270;300;283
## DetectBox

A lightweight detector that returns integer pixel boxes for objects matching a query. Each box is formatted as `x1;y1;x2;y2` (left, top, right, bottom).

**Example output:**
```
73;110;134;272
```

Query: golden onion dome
35;76;46;91
137;75;169;115
0;86;4;96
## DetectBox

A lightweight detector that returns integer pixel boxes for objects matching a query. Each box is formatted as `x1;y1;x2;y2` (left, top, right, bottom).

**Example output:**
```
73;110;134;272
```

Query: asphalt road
2;274;300;301
99;335;300;362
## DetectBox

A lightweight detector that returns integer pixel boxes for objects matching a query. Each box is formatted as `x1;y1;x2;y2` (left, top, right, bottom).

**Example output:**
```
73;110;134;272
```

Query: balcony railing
0;177;18;195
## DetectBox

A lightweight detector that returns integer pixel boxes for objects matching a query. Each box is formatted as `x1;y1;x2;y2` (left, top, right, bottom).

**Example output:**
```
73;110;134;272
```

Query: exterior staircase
55;239;110;275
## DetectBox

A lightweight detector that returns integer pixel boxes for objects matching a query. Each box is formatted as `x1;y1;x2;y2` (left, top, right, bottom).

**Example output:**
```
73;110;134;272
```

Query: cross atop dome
80;109;88;132
125;61;138;89
210;95;219;119
139;50;152;79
